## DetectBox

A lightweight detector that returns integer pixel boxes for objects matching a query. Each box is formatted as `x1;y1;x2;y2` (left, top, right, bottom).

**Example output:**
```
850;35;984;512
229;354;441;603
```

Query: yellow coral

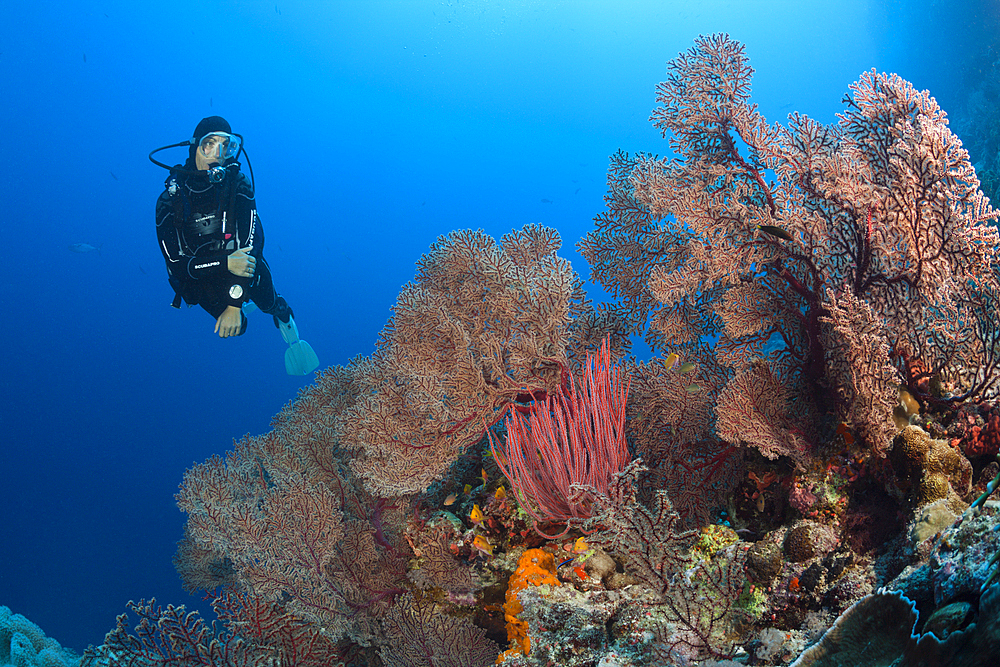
897;425;931;458
891;425;972;506
498;549;560;661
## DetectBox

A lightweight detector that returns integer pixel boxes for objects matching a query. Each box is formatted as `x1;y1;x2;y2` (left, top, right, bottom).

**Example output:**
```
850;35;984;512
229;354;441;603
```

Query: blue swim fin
243;302;319;375
278;316;319;376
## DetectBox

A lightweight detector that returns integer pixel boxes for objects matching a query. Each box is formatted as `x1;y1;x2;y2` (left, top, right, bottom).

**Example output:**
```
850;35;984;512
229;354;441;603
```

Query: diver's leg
248;257;293;326
246;256;317;374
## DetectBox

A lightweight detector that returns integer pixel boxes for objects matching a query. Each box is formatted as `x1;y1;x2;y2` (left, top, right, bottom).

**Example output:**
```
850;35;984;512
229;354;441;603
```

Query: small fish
469;504;484;525
757;225;793;241
109;171;118;181
481;468;488;484
573;537;590;553
685;384;701;394
443;493;458;506
138;265;147;275
677;362;697;374
83;52;87;63
664;352;679;371
472;534;493;556
463;483;472;495
540;198;553;204
574;566;589;581
68;243;100;254
495;486;506;500
574;188;580;195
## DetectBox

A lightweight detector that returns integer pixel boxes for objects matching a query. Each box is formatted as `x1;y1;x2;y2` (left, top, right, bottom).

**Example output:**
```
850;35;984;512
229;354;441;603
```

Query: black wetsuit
155;163;289;334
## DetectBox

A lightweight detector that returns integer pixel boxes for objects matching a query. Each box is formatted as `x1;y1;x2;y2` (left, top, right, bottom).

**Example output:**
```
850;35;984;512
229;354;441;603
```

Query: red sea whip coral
488;337;631;537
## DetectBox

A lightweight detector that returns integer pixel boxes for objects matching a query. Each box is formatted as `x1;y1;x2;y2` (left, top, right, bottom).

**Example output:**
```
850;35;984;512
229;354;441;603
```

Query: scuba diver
150;116;319;375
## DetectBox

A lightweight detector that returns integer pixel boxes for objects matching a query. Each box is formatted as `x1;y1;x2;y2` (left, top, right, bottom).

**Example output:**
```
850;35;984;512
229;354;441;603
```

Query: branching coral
582;461;751;662
580;33;1000;465
342;224;620;496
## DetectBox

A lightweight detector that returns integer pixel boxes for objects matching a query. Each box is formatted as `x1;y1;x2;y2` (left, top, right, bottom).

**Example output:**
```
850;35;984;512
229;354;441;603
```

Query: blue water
0;0;993;653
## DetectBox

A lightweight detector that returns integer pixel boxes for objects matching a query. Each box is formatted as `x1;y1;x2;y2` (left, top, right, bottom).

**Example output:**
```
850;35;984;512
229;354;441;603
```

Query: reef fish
469;504;484;525
68;243;100;253
757;225;793;241
664;352;679;371
472;534;493;556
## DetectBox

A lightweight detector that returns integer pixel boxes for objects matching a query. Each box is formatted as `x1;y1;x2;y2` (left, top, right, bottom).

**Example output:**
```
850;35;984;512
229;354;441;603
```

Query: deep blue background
1;0;994;653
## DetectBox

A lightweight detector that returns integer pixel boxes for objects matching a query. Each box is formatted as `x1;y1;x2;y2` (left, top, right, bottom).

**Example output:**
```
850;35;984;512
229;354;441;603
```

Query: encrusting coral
499;549;561;660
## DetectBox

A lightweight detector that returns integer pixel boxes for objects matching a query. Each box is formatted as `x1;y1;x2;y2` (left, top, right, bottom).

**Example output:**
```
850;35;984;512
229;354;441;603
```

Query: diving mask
197;132;242;163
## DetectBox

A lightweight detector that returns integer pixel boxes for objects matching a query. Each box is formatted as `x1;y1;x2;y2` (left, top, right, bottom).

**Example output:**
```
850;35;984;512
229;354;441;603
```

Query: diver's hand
215;306;243;338
228;246;256;278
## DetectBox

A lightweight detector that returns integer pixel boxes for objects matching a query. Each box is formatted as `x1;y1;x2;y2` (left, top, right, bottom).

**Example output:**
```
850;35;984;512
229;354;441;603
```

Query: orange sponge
499;548;560;660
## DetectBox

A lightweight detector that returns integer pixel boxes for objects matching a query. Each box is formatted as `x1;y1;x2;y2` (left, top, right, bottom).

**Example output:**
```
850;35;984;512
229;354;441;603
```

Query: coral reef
581;34;1000;466
87;32;1000;667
